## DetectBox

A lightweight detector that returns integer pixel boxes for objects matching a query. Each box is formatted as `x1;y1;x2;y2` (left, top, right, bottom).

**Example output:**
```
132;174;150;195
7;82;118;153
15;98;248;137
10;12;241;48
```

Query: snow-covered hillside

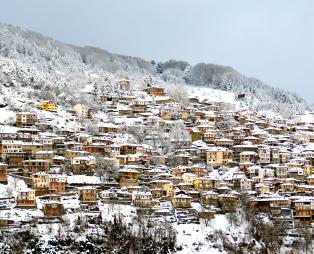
0;22;308;117
186;85;242;108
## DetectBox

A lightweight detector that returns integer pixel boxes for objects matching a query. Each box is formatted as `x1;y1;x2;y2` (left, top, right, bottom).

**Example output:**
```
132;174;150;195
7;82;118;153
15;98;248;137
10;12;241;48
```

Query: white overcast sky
0;0;313;102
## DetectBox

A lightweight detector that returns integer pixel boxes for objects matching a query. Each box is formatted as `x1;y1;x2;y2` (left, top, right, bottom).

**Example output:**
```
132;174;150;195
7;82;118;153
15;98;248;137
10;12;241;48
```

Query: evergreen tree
156;62;163;74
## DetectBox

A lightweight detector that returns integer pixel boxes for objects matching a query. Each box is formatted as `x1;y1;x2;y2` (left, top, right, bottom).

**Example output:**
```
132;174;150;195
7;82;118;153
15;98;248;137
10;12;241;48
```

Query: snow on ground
98;203;255;254
36;223;62;247
61;195;81;210
292;112;314;124
191;202;203;212
0;177;256;253
185;85;242;109
259;110;283;121
114;116;143;126
176;223;226;254
0;176;44;222
0;176;27;198
0;208;43;222
0;125;18;133
36;106;80;131
67;175;101;185
100;203;137;224
176;215;229;254
176;212;254;254
0;108;15;123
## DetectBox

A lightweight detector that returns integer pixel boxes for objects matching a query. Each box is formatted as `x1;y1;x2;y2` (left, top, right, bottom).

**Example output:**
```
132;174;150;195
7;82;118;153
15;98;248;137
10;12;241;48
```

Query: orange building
146;87;165;96
49;175;67;193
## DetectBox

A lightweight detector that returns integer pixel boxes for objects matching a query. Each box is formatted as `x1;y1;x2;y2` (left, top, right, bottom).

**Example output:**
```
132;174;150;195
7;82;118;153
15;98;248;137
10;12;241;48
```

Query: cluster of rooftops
1;82;314;226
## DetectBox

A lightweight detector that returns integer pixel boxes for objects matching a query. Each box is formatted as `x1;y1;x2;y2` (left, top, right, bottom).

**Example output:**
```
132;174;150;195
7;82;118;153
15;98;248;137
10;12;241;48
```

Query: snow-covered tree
168;84;189;105
169;120;191;149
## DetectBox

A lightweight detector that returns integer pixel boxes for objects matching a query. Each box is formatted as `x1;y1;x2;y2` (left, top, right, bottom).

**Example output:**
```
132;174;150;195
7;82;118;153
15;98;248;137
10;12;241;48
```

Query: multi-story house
292;198;314;226
0;163;8;183
35;151;54;163
0;140;23;160
38;101;57;112
258;146;271;164
132;191;152;207
98;123;121;134
22;142;44;157
215;138;234;148
17;128;40;141
16;112;37;127
16;188;36;208
71;156;96;175
194;177;213;192
274;165;288;178
207;147;232;168
78;186;97;205
23;159;50;174
73;103;92;119
42;200;64;216
240;151;258;163
49;174;67;193
171;194;192;208
31;172;49;192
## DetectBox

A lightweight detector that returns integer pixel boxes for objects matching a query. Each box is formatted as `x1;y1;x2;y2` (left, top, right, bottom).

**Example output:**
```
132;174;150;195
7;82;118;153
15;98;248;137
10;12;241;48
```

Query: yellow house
202;131;218;144
132;191;153;207
194;177;212;192
118;168;140;179
39;101;57;112
307;175;314;185
22;142;44;156
191;129;201;142
78;186;97;205
164;183;176;197
16;188;36;208
280;183;294;192
171;194;192;208
240;151;257;163
31;172;49;190
207;149;223;167
207;147;225;167
304;164;313;176
150;180;175;197
179;109;189;121
182;173;197;184
119;178;138;187
255;184;270;195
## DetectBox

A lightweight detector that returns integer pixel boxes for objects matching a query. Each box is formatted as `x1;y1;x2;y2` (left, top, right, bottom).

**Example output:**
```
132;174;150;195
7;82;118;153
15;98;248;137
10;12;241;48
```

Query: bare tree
168;83;189;105
169;120;191;150
95;155;118;182
217;115;237;130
